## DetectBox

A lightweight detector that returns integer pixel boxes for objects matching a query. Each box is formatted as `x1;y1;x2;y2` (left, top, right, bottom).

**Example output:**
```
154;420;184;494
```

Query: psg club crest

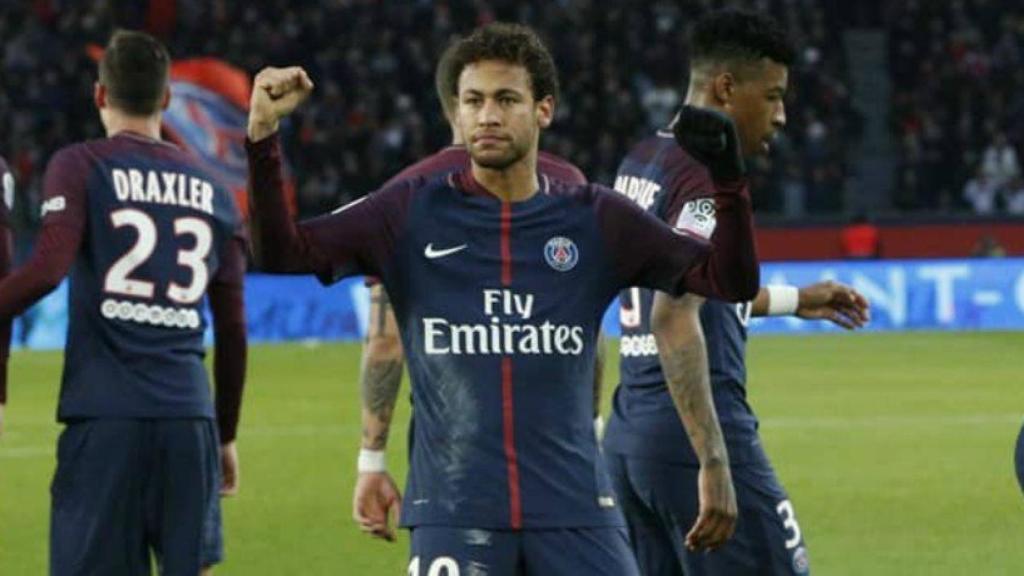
544;236;578;272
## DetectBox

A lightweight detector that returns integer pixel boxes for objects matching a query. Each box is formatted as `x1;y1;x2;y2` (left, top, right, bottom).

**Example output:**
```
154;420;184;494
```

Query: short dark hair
98;30;171;116
446;22;559;104
435;38;460;122
691;10;795;75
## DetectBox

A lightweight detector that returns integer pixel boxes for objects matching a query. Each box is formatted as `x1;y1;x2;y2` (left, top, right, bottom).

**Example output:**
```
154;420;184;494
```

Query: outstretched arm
650;291;737;551
752;281;870;329
352;283;404;542
245;66;403;285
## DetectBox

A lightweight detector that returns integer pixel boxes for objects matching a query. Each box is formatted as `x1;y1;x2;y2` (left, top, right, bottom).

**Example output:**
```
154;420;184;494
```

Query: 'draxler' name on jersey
111;168;216;215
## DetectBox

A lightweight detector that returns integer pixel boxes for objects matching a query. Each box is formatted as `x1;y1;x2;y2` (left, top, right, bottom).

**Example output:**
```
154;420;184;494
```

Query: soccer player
602;11;869;576
0;156;14;437
0;31;247;575
352;40;593;543
246;22;758;575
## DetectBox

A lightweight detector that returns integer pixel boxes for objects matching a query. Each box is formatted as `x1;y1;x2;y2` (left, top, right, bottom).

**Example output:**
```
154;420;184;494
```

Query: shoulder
546;181;634;213
621;132;715;206
538;151;587;185
384;147;469;186
332;174;428;217
44;143;95;177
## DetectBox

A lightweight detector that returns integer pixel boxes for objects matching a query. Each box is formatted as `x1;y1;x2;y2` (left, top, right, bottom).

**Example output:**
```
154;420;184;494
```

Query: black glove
672;105;746;182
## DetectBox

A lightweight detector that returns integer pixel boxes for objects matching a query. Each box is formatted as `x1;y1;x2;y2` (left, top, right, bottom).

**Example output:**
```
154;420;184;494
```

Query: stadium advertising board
12;258;1024;349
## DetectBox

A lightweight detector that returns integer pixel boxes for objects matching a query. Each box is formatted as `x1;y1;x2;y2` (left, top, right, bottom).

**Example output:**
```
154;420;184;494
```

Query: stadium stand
0;0;853;220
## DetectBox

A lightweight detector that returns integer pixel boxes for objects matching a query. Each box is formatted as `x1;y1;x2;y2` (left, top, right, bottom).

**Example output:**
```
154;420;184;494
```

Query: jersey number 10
104;208;212;304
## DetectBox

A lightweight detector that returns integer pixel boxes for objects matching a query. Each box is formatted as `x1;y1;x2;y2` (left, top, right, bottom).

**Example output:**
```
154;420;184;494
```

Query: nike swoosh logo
424;243;468;259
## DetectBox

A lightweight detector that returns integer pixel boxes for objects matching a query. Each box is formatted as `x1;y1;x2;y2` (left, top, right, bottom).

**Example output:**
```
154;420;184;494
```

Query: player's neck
103;114;162;141
471;154;539;203
683;92;721;112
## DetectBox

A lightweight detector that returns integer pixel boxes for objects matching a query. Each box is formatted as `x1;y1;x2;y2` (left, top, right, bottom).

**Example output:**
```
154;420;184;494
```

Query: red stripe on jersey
501;201;512;285
499;202;521;527
501;356;522;528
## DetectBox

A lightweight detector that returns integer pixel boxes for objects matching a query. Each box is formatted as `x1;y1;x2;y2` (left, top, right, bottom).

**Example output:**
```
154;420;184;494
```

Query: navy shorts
605;441;809;576
49;419;223;576
1015;421;1024;495
409;525;640;576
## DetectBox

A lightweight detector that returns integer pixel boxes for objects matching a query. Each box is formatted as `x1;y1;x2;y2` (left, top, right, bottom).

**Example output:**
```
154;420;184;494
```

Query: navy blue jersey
41;132;243;421
248;136;757;530
604;130;760;465
367;147;587;286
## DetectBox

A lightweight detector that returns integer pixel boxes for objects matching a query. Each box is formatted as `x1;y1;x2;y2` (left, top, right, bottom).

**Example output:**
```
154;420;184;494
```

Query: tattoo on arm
652;293;729;466
360;284;403;450
360;358;403;450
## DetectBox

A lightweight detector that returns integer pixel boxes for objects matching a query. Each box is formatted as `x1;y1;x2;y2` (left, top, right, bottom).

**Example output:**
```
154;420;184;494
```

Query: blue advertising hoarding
12;258;1024;350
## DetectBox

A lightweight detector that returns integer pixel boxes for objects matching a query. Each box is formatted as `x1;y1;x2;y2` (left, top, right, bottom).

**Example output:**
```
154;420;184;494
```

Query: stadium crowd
888;0;1024;213
0;0;856;223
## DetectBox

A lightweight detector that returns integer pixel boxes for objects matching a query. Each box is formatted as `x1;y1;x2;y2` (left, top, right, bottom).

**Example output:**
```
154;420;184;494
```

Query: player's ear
94;82;107;110
536;95;554;129
711;72;735;106
160;86;171;111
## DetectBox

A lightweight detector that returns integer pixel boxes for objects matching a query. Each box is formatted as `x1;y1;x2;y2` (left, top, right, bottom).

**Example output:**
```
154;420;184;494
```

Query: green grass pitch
2;332;1022;574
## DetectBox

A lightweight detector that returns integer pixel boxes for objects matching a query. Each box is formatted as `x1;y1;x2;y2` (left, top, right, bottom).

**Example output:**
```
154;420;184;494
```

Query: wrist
357;448;386;473
247;118;280;142
766;285;799;316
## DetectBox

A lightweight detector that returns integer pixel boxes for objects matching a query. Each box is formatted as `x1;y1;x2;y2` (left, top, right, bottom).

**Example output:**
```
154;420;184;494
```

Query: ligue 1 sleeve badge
544;236;579;272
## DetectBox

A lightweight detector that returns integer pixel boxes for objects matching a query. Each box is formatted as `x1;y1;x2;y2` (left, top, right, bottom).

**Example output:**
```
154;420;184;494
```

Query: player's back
605;131;758;465
50;132;241;421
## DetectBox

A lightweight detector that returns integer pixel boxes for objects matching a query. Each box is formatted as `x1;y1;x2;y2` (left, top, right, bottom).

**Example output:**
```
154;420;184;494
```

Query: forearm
751;285;800;318
751;287;769;316
210;239;248;443
683;182;759;302
213;324;246;443
652;295;729;467
245;136;320;274
360;351;403;450
360;287;404;450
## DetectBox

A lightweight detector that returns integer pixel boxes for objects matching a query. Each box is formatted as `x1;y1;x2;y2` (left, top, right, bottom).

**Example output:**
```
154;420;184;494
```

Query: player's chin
472;150;519;170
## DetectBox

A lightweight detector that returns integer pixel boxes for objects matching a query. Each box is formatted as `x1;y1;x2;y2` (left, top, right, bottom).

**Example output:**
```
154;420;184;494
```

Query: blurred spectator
971;234;1006;257
0;0;855;226
962;165;999;214
980;132;1020;189
840;213;881;259
1003;176;1024;214
888;1;1024;212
